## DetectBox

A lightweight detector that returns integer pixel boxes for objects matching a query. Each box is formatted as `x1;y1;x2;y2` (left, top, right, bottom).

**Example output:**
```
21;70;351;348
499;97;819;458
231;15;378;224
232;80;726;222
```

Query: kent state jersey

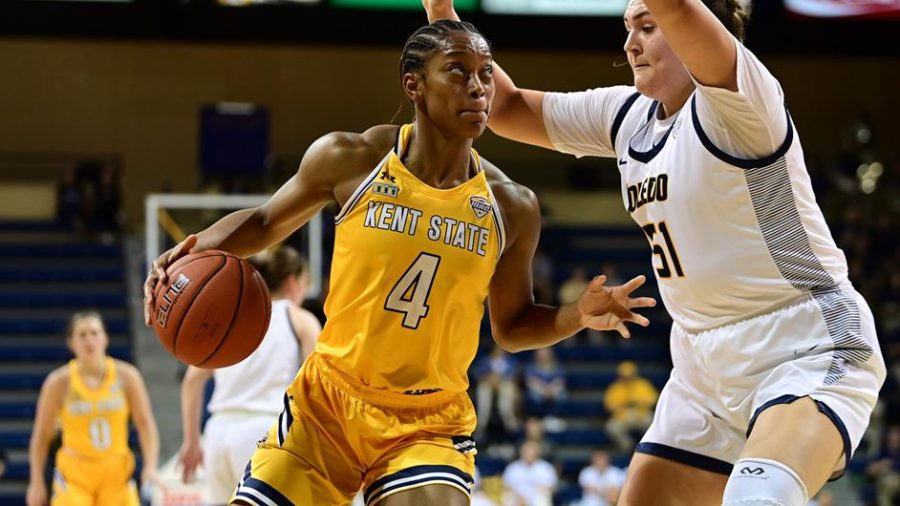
60;358;131;457
318;124;505;393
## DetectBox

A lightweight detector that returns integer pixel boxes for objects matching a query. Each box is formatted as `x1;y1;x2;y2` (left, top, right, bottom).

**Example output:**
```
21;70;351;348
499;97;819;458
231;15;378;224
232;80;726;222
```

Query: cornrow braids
702;0;751;41
400;19;490;77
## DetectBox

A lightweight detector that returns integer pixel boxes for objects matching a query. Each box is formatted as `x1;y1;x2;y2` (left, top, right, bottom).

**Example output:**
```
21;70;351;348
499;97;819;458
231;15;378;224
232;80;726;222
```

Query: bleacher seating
0;221;130;506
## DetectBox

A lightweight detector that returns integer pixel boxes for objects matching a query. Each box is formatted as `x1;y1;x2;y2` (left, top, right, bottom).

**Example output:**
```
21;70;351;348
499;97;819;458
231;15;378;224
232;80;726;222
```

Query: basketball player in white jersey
177;246;320;505
424;1;886;505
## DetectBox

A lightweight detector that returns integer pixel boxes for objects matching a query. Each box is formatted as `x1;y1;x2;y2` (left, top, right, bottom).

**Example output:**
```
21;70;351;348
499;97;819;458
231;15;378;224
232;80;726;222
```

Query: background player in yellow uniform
26;311;162;506
144;20;655;506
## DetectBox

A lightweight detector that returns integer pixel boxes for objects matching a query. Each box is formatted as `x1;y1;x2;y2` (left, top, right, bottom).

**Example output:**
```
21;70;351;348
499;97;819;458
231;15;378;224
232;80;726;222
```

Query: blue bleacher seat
0;243;121;258
565;370;669;391
0;266;124;282
4;462;28;481
0;317;128;335
0;402;36;418
554;484;582;506
0;345;131;362
546;429;610;446
561;457;590;477
475;455;508;477
0;374;45;390
0;430;30;448
0;292;126;308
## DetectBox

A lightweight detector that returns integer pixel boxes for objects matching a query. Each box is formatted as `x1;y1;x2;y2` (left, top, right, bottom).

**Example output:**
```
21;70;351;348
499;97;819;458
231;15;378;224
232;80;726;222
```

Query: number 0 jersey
60;358;131;458
318;124;505;393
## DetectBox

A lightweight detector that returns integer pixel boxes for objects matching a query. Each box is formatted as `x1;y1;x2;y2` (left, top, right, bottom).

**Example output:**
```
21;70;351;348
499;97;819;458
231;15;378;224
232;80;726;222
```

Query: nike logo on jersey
792;344;819;357
619;158;627;166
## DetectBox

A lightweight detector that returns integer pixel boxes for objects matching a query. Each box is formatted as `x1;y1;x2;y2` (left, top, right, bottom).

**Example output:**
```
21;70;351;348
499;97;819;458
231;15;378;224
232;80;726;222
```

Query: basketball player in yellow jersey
144;20;655;506
26;312;162;506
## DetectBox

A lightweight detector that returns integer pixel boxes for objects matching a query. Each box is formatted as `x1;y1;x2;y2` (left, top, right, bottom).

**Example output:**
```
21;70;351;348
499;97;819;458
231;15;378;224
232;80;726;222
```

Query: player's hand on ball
577;275;656;338
143;234;199;326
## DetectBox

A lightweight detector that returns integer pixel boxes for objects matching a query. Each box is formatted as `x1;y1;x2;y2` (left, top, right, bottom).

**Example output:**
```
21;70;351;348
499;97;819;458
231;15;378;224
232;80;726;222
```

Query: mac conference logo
470;196;491;219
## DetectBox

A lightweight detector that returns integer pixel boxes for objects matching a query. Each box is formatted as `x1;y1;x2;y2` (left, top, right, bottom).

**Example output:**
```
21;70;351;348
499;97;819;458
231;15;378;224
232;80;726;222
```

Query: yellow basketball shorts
231;352;477;506
52;448;139;506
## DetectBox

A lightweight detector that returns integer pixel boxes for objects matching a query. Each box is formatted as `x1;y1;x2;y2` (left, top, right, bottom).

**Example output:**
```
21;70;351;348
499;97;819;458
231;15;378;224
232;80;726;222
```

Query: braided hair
702;0;751;41
400;19;491;77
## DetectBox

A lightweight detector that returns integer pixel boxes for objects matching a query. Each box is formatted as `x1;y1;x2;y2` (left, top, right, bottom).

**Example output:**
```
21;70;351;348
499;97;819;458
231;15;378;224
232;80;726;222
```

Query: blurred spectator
866;425;900;506
92;166;124;237
56;167;85;233
502;441;557;506
524;348;567;425
604;361;658;452
558;266;589;305
577;449;626;506
55;161;124;241
599;262;623;286
532;246;555;305
475;346;521;439
471;467;499;506
518;417;556;462
0;444;7;479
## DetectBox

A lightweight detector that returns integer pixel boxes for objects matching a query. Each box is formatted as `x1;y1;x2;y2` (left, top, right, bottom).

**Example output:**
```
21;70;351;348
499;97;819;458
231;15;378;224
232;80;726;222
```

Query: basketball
152;250;272;368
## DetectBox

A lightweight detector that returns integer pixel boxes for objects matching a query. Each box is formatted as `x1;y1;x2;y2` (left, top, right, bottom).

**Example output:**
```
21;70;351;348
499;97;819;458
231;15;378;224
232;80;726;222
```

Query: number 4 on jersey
385;253;442;329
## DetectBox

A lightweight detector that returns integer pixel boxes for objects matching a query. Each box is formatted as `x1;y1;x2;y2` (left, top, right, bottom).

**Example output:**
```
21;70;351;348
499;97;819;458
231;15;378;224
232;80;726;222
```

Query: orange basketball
152;250;271;368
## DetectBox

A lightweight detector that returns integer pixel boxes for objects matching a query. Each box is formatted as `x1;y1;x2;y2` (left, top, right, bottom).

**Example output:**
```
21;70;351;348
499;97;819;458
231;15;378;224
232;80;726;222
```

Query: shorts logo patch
470;196;491;219
451;435;477;455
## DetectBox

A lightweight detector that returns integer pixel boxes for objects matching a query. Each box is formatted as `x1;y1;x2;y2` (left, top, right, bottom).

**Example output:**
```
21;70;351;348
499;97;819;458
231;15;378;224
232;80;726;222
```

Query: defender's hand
577;275;656;338
422;0;459;22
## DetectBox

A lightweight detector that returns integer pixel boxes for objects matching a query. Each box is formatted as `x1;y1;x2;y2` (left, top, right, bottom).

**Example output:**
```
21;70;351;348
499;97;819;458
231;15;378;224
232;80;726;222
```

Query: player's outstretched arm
178;366;213;484
26;369;66;506
642;0;738;90
422;0;554;149
486;180;655;352
121;362;164;493
143;132;352;325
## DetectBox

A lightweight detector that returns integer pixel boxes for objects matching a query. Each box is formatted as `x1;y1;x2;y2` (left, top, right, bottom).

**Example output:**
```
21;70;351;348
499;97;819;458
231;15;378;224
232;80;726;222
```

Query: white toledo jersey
208;299;301;415
544;41;848;330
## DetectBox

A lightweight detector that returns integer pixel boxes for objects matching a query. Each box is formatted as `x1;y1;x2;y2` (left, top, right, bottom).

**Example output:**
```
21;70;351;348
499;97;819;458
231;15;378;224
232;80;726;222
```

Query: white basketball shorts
638;285;885;479
204;412;276;504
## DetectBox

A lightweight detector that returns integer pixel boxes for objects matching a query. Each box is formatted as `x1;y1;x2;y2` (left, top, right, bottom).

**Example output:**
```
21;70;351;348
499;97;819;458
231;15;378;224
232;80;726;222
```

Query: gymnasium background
0;1;897;505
